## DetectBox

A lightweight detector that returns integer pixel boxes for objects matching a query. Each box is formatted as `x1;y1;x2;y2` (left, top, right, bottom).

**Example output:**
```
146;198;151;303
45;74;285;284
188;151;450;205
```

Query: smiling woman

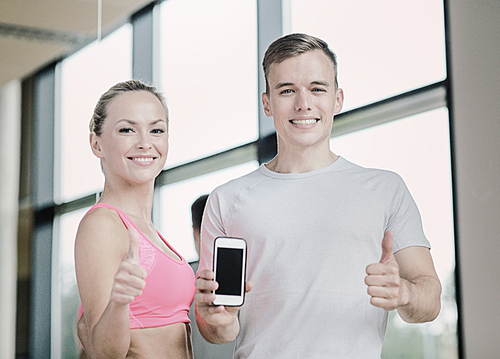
74;80;196;359
90;89;169;185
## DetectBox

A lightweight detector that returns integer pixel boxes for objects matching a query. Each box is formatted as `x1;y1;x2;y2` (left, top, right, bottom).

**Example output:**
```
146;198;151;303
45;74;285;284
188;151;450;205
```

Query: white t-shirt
198;157;430;359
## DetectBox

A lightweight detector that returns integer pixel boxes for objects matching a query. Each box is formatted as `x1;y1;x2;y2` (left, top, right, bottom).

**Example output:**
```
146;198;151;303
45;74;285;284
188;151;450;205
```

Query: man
188;194;235;358
195;33;441;358
190;195;209;262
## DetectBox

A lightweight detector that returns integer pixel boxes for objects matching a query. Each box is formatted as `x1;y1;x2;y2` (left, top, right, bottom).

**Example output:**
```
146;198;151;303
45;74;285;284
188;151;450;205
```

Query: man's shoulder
338;157;405;188
212;166;265;194
342;156;396;174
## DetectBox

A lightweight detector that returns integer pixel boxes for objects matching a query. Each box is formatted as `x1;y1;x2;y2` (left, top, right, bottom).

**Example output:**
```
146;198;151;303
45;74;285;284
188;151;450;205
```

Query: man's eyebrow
274;81;331;89
311;80;330;87
274;82;295;90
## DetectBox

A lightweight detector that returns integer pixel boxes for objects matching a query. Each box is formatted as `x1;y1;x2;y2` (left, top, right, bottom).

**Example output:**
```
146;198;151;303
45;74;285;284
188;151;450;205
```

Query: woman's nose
136;133;152;149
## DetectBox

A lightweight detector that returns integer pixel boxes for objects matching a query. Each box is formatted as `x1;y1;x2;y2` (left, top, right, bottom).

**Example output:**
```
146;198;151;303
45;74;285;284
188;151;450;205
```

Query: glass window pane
159;0;258;167
55;207;89;358
157;161;259;262
290;0;446;111
58;24;132;203
331;108;457;358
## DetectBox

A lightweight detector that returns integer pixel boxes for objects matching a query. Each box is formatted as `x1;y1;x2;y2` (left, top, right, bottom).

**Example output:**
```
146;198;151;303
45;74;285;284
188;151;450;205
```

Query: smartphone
212;236;247;306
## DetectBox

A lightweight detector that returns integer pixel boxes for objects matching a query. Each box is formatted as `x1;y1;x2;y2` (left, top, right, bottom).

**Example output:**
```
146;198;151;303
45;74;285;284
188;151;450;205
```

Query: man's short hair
191;194;209;230
262;33;339;93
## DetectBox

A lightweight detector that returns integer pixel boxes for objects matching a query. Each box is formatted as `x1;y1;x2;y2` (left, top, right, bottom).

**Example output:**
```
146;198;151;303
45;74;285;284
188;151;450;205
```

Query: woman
75;80;196;358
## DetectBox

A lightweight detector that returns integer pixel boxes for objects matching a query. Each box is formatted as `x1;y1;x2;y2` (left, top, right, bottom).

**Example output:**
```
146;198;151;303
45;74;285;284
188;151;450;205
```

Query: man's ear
334;88;344;115
262;92;273;118
90;132;104;158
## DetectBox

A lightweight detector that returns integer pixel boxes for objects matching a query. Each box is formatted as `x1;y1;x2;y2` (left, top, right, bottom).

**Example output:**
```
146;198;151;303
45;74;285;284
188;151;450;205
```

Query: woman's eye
151;128;165;134
119;127;133;133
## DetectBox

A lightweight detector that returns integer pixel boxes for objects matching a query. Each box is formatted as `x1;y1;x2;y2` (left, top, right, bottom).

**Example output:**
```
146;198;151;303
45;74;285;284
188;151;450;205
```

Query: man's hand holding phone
194;269;252;343
195;237;252;343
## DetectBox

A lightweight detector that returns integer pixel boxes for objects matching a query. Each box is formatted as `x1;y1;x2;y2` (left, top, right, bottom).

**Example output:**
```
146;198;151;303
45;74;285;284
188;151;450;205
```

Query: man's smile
290;118;319;125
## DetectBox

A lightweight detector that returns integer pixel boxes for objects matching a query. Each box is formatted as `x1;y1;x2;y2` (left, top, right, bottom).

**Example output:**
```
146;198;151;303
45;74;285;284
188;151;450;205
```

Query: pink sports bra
87;203;196;329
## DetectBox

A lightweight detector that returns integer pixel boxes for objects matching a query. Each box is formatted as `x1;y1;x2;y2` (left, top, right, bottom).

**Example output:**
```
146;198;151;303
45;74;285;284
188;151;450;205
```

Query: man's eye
280;89;293;94
312;88;326;92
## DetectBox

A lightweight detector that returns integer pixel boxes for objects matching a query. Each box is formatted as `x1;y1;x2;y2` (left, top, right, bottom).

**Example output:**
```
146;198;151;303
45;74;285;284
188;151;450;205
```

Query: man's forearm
195;310;240;344
397;274;442;323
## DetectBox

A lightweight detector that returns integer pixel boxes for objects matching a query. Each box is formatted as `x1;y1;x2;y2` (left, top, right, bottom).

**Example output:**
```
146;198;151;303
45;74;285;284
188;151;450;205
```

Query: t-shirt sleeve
386;174;430;252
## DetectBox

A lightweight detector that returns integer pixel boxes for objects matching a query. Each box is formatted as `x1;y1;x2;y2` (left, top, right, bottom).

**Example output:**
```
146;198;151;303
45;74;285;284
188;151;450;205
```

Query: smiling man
195;33;441;359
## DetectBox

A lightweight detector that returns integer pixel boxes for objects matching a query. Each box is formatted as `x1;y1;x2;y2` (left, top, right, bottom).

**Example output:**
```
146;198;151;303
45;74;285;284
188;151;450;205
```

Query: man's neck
265;149;338;174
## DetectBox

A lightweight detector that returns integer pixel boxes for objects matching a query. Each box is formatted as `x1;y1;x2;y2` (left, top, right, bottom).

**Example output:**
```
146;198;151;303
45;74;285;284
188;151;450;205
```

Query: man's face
262;50;343;153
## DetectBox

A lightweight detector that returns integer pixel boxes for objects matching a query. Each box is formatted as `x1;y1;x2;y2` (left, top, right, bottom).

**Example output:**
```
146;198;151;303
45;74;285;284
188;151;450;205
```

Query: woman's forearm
88;302;131;359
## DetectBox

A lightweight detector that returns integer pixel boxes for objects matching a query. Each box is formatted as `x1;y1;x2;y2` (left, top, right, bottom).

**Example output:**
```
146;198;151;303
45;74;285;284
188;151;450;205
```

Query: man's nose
295;91;312;112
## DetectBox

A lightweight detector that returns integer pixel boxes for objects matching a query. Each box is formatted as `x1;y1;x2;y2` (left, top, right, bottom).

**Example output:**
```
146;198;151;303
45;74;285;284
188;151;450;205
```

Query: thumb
379;230;394;264
126;227;140;262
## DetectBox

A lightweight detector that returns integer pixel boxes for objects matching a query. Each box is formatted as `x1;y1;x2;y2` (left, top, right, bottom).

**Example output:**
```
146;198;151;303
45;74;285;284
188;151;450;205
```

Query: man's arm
194;269;252;343
365;231;442;323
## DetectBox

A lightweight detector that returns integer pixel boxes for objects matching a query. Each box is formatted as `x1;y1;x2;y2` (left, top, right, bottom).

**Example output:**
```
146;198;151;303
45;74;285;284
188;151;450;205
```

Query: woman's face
91;90;169;185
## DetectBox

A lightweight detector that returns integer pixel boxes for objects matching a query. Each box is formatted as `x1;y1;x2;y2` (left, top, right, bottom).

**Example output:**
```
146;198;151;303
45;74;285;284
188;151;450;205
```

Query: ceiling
0;0;154;89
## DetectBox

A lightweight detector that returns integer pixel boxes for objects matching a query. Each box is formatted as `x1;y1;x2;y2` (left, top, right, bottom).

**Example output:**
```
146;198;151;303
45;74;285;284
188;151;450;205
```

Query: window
53;207;89;358
58;24;132;203
159;0;258;167
289;0;446;111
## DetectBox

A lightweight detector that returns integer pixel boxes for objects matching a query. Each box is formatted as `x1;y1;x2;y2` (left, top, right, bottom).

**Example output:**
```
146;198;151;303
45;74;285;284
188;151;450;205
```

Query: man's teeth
291;119;317;125
133;157;154;162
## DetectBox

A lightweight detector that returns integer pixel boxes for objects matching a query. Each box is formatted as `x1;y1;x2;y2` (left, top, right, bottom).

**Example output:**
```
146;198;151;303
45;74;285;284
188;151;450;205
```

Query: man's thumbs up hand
365;231;402;311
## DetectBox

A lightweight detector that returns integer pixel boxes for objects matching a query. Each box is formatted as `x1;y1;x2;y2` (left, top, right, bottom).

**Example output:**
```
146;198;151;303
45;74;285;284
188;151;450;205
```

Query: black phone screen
215;247;243;295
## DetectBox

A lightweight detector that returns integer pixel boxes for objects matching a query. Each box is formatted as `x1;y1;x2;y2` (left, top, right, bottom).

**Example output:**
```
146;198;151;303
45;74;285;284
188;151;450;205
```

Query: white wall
447;1;500;357
0;80;21;359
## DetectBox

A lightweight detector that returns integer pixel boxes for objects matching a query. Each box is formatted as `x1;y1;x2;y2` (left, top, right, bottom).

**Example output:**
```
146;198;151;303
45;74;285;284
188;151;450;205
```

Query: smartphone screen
215;247;244;295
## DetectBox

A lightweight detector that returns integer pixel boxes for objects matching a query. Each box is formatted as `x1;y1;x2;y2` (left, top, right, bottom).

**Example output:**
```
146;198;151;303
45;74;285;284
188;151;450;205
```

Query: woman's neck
99;181;155;224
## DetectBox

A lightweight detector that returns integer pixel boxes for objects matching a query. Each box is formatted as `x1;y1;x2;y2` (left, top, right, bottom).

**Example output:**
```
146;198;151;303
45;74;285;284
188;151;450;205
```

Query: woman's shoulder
79;206;125;233
76;206;129;257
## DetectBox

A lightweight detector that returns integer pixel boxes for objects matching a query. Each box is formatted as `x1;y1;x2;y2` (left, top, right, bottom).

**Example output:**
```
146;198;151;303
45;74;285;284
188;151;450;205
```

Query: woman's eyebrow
149;119;166;125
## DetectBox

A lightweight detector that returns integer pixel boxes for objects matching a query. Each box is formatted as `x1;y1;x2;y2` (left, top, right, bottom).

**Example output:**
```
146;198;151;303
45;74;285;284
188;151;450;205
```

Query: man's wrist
398;278;412;308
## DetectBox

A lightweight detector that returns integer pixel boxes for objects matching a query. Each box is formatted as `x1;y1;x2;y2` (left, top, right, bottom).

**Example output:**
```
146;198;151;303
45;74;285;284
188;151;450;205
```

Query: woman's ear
90;132;103;158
